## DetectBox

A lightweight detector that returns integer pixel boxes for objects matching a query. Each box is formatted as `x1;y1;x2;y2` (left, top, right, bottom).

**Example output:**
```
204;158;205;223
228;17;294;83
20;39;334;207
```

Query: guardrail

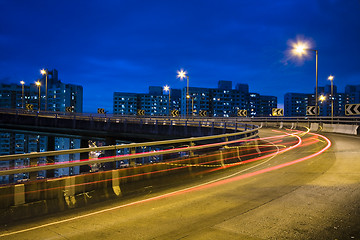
0;108;255;135
1;108;359;125
0;120;259;179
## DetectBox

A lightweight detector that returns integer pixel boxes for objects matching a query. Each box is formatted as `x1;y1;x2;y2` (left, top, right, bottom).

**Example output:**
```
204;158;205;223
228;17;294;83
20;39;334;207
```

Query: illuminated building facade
114;81;277;117
284;84;360;116
0;69;83;183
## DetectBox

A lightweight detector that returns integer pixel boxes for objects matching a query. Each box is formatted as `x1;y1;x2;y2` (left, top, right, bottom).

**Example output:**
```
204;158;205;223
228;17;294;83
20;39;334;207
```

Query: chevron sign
237;109;247;117
137;109;145;116
199;110;207;117
97;108;105;114
306;106;319;115
272;108;283;116
26;104;33;110
66;106;75;112
171;109;179;117
345;104;360;115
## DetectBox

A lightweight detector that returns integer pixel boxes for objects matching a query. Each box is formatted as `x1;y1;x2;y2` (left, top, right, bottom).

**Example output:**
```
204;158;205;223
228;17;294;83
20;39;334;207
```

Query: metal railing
0;119;259;178
1;108;359;125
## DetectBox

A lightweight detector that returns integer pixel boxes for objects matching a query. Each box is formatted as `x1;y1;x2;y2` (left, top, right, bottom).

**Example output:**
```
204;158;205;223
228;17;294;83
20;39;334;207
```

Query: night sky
1;0;359;113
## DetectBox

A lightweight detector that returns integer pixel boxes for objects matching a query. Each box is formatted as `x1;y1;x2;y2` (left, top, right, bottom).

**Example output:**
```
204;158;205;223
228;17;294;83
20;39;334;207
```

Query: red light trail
0;130;332;238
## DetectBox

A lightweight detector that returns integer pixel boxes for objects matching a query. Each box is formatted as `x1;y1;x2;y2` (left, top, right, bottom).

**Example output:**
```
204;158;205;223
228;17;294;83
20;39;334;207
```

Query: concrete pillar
189;141;195;157
112;170;122;196
220;150;225;167
64;176;76;208
14;184;25;205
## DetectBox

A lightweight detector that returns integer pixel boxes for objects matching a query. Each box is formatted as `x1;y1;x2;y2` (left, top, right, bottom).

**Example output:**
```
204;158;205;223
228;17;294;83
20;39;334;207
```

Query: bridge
0;109;360;239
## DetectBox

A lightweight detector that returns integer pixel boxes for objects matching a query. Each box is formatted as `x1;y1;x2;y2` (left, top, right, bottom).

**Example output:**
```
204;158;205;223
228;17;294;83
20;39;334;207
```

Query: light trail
0;131;300;200
0;130;331;238
6;131;290;171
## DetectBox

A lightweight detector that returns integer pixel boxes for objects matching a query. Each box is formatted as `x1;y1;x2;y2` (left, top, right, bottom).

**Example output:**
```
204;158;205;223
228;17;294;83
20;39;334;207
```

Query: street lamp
35;81;41;110
163;85;171;116
177;69;190;117
20;81;25;109
319;95;326;102
328;75;334;121
40;69;48;111
292;41;319;116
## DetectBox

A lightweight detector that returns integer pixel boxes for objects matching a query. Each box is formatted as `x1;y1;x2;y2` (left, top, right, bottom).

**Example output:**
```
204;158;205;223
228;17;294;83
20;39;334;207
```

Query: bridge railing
1;108;359;125
0;107;257;131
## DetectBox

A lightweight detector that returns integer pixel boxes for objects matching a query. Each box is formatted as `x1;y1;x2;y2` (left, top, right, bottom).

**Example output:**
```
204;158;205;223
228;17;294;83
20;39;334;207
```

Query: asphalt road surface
1;128;359;239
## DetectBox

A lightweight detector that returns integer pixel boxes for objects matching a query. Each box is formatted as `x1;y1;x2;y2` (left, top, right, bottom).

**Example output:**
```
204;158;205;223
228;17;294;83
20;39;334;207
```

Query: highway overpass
0;111;359;239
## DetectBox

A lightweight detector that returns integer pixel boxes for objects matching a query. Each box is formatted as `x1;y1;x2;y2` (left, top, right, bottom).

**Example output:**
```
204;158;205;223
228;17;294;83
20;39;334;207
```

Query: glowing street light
40;69;48;111
319;95;326;102
177;69;190;117
292;42;310;56
35;81;41;110
292;40;319;116
163;85;171;116
20;81;25;109
328;75;335;121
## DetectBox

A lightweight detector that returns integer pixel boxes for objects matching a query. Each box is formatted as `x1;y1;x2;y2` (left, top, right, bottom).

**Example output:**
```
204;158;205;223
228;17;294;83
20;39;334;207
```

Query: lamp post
35;81;41;110
40;69;48;111
177;69;190;118
20;81;25;109
292;43;319;116
328;75;334;122
163;85;171;116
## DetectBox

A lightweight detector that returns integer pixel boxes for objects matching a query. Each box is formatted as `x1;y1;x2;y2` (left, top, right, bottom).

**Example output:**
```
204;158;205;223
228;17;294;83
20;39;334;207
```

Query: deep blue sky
1;0;359;113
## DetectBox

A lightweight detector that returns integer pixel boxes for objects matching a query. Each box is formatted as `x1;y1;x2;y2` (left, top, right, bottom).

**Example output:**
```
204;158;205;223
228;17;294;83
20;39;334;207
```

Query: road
1;128;359;239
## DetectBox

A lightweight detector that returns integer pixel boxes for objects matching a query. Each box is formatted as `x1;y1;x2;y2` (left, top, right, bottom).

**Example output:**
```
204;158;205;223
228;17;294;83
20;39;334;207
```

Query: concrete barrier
297;122;310;129
290;122;297;129
333;124;359;135
310;123;319;132
322;123;335;133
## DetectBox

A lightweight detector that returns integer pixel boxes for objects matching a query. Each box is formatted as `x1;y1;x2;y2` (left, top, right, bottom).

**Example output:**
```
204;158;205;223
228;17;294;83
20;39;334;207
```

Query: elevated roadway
1;128;359;239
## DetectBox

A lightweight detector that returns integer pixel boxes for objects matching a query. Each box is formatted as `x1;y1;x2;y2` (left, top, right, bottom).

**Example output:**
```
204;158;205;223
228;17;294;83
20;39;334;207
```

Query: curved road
1;128;360;239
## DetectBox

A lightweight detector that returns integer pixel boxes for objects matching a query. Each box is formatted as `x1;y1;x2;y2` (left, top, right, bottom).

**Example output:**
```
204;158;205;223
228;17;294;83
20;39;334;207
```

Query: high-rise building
345;85;360;103
138;94;168;116
170;88;181;113
113;81;277;118
259;95;277;117
0;69;83;183
284;93;309;117
113;87;182;116
0;70;83;112
284;84;359;116
183;87;211;116
113;92;138;115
